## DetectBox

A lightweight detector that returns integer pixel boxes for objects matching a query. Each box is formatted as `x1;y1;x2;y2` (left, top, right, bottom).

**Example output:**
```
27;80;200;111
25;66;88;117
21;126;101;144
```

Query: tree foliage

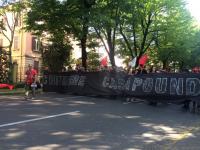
42;41;72;72
91;0;122;67
189;30;200;67
25;0;200;70
115;0;194;68
87;50;100;70
154;0;194;69
0;47;9;83
26;0;96;70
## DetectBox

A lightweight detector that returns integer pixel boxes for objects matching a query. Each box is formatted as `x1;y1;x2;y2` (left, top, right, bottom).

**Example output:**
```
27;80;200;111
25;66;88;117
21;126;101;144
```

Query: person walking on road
24;64;37;99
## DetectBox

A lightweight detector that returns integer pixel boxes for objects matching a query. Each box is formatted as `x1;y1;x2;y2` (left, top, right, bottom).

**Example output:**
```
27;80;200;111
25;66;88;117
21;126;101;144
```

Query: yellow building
0;10;42;83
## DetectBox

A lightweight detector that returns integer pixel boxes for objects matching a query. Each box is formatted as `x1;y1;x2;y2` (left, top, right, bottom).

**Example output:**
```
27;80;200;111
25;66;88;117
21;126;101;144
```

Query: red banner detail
0;84;14;90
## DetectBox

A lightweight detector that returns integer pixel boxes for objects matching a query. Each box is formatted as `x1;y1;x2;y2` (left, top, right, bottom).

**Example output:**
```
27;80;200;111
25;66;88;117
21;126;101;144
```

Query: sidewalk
0;88;42;95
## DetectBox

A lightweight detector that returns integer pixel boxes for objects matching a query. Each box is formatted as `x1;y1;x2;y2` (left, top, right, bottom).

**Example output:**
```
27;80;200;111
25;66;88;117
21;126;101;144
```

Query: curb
0;92;24;95
0;89;43;96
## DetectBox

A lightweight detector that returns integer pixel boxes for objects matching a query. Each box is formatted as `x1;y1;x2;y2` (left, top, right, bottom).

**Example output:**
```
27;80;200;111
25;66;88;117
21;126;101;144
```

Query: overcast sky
186;0;200;23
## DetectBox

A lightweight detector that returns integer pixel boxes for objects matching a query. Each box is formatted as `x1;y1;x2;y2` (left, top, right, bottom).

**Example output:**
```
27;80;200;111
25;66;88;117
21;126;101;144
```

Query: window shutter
32;37;36;51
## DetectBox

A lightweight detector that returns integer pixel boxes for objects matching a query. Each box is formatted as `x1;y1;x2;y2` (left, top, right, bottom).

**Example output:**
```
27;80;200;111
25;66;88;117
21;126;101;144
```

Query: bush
0;47;9;83
14;82;25;88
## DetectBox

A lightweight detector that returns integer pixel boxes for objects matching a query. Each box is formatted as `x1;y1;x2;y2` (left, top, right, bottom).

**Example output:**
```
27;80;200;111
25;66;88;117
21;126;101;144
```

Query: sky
186;0;200;23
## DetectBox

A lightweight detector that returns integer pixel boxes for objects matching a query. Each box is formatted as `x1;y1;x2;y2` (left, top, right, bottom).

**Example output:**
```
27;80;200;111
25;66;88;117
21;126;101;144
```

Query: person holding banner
136;65;147;75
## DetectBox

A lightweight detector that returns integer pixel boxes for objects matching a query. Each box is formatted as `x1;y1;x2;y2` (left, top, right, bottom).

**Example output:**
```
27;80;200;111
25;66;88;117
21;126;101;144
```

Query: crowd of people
34;63;200;112
65;64;197;75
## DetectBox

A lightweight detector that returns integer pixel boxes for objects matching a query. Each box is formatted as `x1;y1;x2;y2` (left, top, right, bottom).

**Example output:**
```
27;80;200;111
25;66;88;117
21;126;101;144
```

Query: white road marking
0;111;80;128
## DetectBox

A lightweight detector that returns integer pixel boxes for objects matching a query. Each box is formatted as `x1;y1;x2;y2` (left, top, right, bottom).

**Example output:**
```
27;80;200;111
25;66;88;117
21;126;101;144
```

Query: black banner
43;72;200;103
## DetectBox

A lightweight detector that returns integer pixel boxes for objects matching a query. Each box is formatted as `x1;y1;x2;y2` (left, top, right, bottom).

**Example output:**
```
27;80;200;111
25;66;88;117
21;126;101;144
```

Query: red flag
100;56;108;66
139;54;148;66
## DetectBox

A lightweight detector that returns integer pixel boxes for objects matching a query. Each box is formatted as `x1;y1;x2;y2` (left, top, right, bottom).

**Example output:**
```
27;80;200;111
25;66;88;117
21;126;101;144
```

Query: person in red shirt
25;64;37;99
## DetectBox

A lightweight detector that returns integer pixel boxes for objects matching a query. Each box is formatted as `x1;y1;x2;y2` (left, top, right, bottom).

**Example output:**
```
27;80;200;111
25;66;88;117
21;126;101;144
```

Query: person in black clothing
141;66;148;74
136;65;147;74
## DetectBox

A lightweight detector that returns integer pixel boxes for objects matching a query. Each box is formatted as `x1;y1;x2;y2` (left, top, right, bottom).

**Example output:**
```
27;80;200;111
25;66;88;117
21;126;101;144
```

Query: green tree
91;0;121;67
26;0;73;71
156;2;194;70
42;40;72;72
26;0;96;70
116;0;192;68
188;30;200;68
87;50;100;70
77;0;96;69
117;0;159;66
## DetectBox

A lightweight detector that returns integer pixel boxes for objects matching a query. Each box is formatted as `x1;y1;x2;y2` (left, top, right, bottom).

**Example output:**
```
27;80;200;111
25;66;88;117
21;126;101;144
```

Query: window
13;36;19;50
32;37;40;51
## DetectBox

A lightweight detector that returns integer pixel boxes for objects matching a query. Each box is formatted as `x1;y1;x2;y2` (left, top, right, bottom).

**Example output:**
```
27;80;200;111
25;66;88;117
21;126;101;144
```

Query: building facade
0;10;42;83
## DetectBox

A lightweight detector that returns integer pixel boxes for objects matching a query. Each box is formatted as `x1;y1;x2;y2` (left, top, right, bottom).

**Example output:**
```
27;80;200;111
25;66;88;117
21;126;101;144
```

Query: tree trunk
179;61;184;71
162;60;168;70
81;33;87;70
135;52;143;68
119;26;134;58
109;49;115;67
8;46;12;66
107;29;115;67
135;57;139;68
81;17;88;70
80;0;96;70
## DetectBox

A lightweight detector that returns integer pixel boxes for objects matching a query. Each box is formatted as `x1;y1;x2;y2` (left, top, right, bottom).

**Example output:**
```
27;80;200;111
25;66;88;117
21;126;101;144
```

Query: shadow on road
0;93;200;150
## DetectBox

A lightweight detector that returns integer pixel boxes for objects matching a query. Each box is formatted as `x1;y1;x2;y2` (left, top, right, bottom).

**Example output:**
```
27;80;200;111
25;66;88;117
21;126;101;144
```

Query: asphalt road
0;93;200;150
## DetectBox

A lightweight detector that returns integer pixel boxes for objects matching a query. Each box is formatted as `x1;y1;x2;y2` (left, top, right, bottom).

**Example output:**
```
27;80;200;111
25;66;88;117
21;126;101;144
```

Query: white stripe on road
0;111;80;128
